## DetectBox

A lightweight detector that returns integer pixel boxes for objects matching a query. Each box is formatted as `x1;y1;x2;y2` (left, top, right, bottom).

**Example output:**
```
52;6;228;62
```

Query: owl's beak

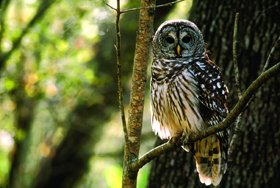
176;45;181;56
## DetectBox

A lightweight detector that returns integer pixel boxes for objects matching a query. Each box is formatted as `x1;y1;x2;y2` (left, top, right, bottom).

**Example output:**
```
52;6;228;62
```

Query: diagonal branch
0;0;57;70
129;61;280;171
103;0;117;11
261;35;280;72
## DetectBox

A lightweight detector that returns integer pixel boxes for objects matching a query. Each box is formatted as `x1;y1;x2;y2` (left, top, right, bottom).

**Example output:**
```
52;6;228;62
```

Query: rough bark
122;0;156;187
148;0;280;187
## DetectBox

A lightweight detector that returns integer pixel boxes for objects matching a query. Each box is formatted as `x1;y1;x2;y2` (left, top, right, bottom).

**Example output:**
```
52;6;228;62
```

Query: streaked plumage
151;20;229;186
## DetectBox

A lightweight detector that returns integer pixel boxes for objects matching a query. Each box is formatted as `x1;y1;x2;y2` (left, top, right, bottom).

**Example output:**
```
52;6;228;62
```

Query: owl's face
153;20;205;59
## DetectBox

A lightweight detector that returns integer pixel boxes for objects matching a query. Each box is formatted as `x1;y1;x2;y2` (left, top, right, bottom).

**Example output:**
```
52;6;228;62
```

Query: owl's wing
187;57;229;145
187;58;229;124
188;57;229;135
186;57;229;184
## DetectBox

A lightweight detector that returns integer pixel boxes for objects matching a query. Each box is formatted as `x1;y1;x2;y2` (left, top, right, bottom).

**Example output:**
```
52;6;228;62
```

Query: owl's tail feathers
193;135;227;186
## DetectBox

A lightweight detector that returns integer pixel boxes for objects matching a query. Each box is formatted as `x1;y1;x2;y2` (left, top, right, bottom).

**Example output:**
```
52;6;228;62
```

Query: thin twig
228;13;242;158
103;0;117;11
121;0;184;14
114;0;129;145
104;0;184;14
130;61;280;171
232;13;242;99
262;35;280;72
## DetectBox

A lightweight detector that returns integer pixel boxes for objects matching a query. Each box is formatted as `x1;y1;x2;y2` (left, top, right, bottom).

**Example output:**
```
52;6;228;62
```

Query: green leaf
4;79;15;91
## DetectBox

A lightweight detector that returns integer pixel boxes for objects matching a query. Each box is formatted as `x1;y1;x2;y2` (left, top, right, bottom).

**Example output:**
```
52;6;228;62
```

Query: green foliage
0;152;9;185
0;0;117;187
3;78;15;91
137;165;150;188
104;164;122;188
0;149;10;185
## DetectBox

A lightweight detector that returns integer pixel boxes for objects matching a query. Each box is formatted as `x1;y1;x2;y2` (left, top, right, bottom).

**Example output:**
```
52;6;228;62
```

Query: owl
151;20;229;186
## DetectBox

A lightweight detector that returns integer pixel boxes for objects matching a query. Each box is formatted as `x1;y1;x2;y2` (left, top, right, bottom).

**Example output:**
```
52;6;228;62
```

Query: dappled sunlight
1;0;277;187
0;130;14;152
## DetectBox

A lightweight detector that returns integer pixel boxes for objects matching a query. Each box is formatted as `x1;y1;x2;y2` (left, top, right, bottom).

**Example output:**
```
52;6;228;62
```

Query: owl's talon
169;133;184;145
169;136;180;145
181;134;190;152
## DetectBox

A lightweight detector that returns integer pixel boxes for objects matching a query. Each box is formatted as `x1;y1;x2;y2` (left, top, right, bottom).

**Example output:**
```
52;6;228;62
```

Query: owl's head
153;19;205;59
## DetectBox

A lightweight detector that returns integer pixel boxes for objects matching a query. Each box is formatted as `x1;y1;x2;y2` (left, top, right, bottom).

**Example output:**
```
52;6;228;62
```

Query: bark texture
122;0;156;187
148;0;280;187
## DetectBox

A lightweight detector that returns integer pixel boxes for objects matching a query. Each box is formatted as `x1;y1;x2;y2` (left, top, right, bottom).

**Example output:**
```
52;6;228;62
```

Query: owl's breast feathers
152;55;229;118
151;57;202;138
151;55;229;186
151;20;229;186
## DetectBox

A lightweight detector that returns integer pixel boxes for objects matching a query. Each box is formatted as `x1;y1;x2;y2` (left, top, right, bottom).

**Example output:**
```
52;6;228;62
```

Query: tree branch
121;0;184;14
0;0;56;70
232;13;242;99
228;12;242;158
122;0;156;187
262;35;280;72
129;139;176;171
129;61;280;171
104;0;184;14
103;0;117;11
114;0;129;147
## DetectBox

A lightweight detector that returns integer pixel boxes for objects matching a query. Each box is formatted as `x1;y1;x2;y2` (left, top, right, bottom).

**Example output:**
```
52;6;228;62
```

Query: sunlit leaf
83;69;95;83
3;79;16;91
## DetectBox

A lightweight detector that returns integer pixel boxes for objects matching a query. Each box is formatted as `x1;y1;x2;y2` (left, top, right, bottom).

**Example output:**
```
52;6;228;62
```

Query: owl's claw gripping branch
168;133;184;145
168;133;191;151
181;133;190;152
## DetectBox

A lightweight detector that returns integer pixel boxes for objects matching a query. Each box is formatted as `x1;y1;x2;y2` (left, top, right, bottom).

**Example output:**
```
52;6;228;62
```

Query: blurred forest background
0;0;279;188
0;0;155;187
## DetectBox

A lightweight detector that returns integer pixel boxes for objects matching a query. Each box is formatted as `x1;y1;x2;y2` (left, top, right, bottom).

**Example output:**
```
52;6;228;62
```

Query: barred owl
151;20;229;186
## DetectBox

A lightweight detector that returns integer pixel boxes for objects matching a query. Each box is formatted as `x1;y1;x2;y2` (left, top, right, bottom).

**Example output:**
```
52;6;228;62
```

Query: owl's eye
165;36;175;44
182;35;191;43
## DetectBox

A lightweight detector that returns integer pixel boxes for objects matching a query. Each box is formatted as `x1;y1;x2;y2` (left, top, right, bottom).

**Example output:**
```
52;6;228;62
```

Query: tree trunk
122;0;156;187
31;103;109;188
148;0;280;187
8;54;38;188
